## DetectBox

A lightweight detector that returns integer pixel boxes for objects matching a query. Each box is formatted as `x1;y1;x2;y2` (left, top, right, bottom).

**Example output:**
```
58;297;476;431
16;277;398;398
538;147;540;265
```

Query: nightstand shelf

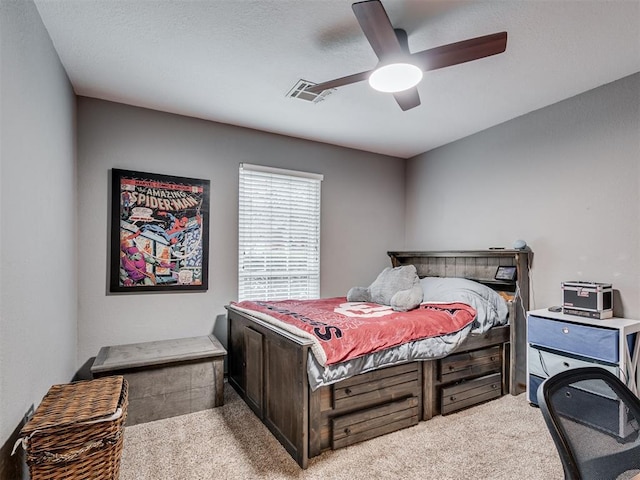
527;308;640;405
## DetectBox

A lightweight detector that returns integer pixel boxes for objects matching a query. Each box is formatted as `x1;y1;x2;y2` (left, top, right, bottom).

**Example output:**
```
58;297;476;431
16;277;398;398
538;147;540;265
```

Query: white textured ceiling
34;0;640;159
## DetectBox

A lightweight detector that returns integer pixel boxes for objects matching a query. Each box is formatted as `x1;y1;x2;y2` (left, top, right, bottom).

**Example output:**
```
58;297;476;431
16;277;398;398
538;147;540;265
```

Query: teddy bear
346;264;423;312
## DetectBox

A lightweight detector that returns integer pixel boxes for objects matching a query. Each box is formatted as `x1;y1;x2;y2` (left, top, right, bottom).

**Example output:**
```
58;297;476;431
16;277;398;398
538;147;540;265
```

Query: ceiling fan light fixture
368;63;423;93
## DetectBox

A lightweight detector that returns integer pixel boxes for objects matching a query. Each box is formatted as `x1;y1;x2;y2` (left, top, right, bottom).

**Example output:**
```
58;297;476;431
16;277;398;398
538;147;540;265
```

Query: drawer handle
450;395;457;401
491;384;498;389
448;365;455;371
562;327;570;334
344;427;351;435
345;388;352;395
490;356;496;362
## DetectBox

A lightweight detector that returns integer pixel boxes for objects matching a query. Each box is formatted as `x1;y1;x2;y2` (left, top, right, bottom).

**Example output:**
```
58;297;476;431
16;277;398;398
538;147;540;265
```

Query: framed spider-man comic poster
110;169;210;293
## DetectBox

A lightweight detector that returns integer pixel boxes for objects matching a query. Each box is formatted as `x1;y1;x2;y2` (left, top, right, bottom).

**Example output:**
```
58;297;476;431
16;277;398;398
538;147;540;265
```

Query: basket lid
20;376;125;435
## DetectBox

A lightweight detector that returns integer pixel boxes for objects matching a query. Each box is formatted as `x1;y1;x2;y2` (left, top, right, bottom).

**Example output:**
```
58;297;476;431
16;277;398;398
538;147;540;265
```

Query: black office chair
537;367;640;480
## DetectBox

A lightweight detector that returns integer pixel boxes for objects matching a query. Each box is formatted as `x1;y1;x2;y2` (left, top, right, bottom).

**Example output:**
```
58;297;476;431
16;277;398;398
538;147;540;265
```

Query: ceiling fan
305;0;508;111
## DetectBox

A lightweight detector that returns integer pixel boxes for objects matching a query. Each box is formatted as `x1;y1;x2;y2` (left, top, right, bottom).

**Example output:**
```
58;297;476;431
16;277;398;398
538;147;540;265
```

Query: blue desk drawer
528;315;619;364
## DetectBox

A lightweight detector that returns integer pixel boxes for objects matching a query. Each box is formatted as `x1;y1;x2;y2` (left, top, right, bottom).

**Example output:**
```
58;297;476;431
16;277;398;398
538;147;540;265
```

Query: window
238;163;322;301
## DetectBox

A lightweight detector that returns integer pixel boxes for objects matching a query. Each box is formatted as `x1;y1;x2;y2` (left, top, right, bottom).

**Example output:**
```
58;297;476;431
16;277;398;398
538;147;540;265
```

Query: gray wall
0;0;77;461
406;73;640;318
76;98;405;364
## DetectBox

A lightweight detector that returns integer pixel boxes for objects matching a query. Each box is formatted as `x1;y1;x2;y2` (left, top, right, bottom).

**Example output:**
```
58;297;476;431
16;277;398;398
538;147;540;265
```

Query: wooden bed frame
226;249;532;468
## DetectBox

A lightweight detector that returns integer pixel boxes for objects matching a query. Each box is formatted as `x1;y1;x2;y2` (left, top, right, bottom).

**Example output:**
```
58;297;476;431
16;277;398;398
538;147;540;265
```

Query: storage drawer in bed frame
331;396;420;449
441;372;502;415
331;362;420;411
440;345;502;383
437;344;506;415
315;362;422;452
423;332;509;418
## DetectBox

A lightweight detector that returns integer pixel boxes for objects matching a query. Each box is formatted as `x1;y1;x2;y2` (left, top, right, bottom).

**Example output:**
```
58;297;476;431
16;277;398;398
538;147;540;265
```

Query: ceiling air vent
286;79;333;103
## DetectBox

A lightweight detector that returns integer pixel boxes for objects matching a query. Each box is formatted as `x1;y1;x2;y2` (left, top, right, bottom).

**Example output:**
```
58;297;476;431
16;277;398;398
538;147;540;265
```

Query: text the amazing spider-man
122;188;200;212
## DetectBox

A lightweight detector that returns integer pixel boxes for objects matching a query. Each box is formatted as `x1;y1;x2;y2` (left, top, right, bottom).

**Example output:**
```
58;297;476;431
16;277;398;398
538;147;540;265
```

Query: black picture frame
110;168;210;293
495;265;517;282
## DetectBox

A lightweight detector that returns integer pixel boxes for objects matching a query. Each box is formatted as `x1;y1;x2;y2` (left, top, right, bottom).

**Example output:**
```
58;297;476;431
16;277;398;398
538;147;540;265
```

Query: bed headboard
388;249;533;395
388;249;531;296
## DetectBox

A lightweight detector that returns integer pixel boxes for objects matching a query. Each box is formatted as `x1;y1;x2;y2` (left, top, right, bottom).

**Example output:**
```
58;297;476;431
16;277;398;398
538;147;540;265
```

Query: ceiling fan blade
393;88;421;111
352;0;404;61
305;70;372;94
410;32;507;72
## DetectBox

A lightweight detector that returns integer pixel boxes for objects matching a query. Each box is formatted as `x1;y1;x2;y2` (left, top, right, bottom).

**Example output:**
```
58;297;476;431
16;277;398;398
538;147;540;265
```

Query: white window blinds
238;163;323;301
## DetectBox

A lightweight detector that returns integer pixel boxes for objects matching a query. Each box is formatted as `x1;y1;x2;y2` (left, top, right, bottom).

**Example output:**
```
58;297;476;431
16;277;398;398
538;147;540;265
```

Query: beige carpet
119;384;563;480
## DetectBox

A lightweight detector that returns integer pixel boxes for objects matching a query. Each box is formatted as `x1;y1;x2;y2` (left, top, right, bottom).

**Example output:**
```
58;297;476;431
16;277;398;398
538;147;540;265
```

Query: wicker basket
19;376;128;480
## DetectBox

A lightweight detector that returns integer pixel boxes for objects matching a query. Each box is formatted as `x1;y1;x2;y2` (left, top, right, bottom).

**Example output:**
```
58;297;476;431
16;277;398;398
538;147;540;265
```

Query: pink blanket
230;297;476;365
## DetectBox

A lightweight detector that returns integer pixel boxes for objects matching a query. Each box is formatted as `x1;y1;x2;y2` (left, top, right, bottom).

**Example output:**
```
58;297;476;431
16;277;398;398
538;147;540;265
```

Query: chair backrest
537;366;640;480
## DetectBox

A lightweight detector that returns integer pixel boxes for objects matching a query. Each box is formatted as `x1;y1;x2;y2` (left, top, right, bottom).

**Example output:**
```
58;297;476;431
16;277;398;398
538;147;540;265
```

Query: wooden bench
91;335;226;425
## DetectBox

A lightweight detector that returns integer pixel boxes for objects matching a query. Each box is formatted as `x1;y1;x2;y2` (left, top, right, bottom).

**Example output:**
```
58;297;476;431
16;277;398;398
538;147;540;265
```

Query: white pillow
420;277;508;332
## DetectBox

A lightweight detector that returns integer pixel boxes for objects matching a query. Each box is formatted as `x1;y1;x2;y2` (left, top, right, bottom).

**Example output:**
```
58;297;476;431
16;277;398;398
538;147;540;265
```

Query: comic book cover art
110;169;210;292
